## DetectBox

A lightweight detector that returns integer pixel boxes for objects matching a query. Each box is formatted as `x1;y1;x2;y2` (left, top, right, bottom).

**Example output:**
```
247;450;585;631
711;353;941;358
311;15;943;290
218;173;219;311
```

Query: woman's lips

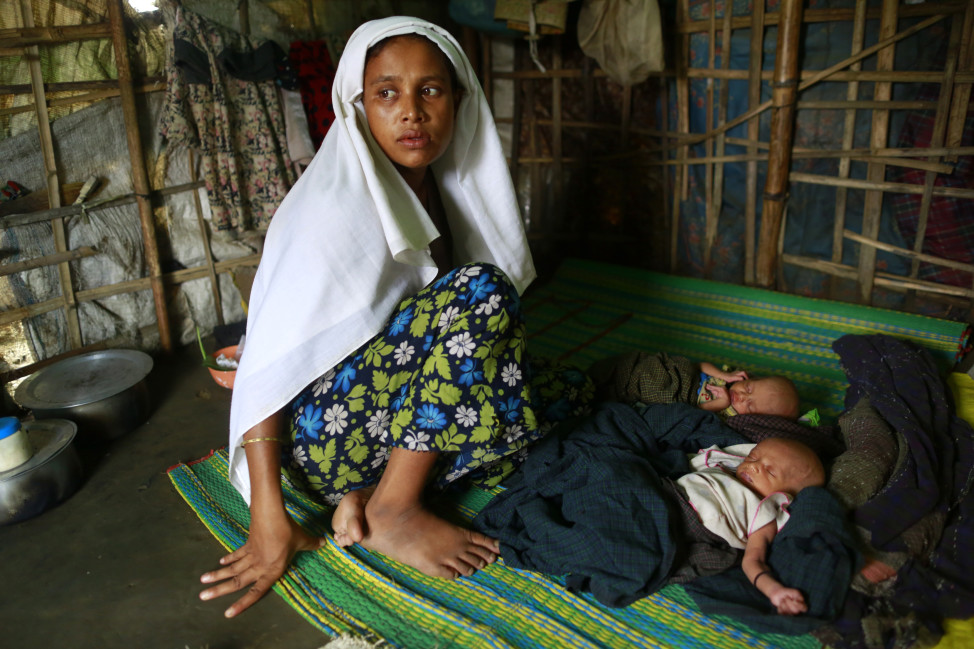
398;131;430;149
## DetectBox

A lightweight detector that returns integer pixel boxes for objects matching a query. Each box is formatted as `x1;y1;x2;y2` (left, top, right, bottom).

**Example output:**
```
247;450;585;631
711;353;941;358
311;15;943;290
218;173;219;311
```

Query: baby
589;351;801;420
697;362;800;419
678;437;826;615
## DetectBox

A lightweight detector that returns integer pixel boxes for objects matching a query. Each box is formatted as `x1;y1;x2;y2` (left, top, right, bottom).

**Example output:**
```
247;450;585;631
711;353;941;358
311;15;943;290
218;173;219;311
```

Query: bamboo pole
843;229;974;274
942;0;973;162
20;0;84;350
551;37;563;251
671;0;691;272
712;5;733;275
0;22;112;48
857;0;899;303
676;1;966;34
831;0;867;298
744;0;765;285
656;13;948;154
107;0;172;352
703;1;716;274
189;151;224;326
0;254;262;328
756;0;804;287
907;18;962;306
782;253;974;299
0;181;205;229
0;247;97;277
0;78;165;100
790;171;974;199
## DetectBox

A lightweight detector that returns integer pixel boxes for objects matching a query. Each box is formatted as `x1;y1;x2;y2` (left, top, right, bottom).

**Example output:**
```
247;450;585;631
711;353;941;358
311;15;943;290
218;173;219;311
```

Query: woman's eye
379;89;397;99
423;86;441;97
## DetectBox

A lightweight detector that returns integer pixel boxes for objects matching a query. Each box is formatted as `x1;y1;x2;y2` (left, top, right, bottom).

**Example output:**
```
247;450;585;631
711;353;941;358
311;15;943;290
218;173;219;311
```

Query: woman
199;16;591;617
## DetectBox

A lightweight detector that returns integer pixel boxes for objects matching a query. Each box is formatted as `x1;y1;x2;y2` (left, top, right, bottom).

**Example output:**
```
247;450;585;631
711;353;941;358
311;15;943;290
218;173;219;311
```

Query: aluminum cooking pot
0;418;82;525
14;350;153;444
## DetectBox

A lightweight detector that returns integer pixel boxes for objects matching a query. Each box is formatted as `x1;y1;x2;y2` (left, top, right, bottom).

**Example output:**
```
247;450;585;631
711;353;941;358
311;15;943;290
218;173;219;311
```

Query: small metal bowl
0;418;82;525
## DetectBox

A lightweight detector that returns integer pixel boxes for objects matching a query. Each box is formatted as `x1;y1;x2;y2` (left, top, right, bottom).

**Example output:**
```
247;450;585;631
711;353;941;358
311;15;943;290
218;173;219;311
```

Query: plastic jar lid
0;416;21;441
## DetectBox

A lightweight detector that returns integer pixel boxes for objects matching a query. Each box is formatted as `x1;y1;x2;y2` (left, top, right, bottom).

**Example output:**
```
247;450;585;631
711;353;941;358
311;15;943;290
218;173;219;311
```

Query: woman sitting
198;16;592;618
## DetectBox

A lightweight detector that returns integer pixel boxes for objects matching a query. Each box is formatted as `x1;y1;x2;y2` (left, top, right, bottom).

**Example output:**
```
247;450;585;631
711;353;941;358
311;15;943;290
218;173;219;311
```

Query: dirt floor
0;342;332;649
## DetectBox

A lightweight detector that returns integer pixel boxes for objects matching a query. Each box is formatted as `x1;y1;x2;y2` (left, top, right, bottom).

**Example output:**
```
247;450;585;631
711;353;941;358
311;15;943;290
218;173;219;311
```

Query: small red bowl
208;345;238;389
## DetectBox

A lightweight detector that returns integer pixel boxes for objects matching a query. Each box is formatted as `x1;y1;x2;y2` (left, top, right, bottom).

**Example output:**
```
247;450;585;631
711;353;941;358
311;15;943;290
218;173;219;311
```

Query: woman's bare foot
360;499;499;579
332;486;375;547
861;557;897;583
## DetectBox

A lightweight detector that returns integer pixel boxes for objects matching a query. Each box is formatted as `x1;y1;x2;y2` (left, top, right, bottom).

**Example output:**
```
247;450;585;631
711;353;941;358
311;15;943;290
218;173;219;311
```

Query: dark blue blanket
473;401;859;624
829;334;974;646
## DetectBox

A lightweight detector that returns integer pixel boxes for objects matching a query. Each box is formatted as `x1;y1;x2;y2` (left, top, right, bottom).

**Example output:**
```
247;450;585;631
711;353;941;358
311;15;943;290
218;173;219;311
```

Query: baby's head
727;375;800;419
736;438;825;498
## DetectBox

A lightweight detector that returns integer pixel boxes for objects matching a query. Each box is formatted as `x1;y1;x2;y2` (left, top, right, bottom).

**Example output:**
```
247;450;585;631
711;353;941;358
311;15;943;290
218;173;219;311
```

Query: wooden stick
676;1;966;34
782;253;974;298
944;0;974;161
756;0;804;286
108;0;171;353
831;0;867;299
20;0;84;351
662;13;948;154
0;247;97;277
745;0;765;285
0;22;111;48
0;77;164;99
0;254;262;328
703;1;717;274
790;171;974;199
908;17;963;298
189;150;224;326
844;229;974;274
856;0;898;304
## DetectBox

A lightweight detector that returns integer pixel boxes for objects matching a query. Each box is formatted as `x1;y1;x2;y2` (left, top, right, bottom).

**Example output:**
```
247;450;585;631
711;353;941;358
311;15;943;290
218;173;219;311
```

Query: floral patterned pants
282;263;593;506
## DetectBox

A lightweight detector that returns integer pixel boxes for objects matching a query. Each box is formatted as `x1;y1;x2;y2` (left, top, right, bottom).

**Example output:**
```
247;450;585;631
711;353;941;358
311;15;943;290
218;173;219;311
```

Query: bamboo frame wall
0;0;261;382
488;0;974;319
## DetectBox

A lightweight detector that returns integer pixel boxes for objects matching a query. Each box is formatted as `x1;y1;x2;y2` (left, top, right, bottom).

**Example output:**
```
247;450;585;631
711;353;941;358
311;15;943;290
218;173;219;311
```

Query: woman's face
362;36;460;183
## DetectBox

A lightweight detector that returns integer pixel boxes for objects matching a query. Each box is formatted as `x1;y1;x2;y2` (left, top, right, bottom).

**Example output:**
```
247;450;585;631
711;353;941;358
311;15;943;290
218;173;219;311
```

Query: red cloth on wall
289;41;336;151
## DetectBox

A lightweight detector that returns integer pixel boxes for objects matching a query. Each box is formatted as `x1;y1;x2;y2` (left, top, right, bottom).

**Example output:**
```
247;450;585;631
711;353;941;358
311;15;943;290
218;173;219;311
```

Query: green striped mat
525;259;967;421
170;260;969;648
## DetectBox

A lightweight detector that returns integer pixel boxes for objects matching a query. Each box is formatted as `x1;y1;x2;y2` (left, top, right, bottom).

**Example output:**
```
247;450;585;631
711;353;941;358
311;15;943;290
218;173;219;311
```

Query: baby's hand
722;369;748;383
706;383;730;403
770;587;807;616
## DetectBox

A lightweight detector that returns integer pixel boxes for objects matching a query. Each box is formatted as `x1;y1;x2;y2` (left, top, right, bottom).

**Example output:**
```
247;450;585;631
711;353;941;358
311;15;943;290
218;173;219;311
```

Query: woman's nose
401;95;425;122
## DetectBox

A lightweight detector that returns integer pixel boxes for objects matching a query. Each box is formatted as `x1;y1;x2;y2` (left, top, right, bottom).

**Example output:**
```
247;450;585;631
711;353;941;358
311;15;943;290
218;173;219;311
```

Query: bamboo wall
488;0;974;321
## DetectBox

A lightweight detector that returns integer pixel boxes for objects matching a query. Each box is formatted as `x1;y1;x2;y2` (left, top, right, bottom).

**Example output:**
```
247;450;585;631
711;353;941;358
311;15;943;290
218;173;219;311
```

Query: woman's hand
199;506;326;617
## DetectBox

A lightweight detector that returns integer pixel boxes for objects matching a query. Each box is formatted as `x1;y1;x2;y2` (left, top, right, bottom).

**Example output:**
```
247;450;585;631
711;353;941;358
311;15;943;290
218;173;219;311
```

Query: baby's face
362;36;459;176
728;378;777;415
735;439;807;498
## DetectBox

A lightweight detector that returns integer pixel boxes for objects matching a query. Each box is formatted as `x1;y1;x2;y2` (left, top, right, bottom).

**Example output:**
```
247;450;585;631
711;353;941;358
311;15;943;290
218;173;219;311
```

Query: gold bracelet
240;436;285;447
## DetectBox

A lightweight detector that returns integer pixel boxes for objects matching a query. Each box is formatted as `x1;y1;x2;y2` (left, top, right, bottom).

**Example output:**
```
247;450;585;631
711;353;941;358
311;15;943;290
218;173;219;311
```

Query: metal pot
14;350;153;444
0;418;83;525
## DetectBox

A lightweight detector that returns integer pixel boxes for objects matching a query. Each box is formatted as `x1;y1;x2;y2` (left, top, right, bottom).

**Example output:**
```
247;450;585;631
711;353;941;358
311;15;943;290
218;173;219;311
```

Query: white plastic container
0;416;33;472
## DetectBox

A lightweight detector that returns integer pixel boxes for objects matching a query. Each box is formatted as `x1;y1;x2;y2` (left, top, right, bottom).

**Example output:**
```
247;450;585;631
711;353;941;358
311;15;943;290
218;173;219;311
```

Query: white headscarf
227;16;536;501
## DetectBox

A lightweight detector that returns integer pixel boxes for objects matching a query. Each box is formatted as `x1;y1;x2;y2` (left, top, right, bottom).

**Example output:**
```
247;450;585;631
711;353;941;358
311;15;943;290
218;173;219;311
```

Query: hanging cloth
577;0;665;86
160;7;296;231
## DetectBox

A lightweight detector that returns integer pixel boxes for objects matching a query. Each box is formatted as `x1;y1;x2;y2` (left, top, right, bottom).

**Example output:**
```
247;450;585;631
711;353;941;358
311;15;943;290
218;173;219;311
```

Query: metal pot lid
14;349;153;410
0;419;77;481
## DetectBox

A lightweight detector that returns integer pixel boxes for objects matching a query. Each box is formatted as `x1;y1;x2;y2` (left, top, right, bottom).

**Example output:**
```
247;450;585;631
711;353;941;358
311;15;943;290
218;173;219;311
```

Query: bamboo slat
0;247;97;277
789;171;974;199
703;1;717;274
189;150;224;327
944;0;974;161
19;0;84;350
831;0;867;298
857;0;898;303
108;0;171;353
0;22;111;48
744;0;766;285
